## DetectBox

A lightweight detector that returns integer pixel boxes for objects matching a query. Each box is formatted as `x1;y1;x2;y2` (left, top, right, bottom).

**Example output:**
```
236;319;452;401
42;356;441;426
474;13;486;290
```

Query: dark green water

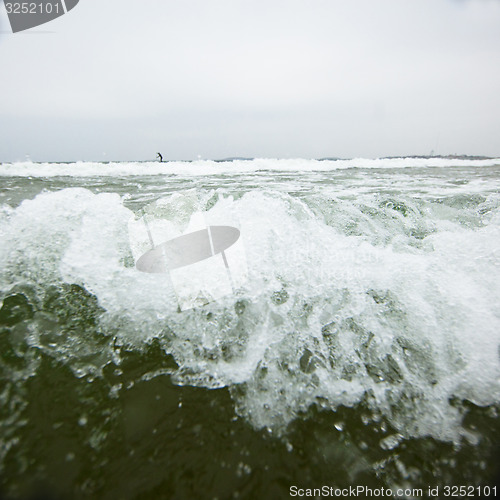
1;159;500;499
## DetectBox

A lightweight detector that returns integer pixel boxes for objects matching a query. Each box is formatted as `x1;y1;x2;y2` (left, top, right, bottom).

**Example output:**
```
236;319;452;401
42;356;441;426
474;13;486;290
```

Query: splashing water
1;158;499;498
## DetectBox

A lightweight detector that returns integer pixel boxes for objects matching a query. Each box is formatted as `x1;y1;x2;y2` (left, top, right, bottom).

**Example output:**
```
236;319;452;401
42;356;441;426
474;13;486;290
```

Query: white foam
1;185;499;444
0;157;499;177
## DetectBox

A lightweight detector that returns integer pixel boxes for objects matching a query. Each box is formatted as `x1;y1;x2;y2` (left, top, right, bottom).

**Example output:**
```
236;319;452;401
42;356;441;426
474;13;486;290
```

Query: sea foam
0;157;499;178
1;184;499;444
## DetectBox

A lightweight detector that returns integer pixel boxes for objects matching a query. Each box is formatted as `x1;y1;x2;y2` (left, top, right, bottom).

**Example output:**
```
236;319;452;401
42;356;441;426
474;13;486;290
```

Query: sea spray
1;158;499;497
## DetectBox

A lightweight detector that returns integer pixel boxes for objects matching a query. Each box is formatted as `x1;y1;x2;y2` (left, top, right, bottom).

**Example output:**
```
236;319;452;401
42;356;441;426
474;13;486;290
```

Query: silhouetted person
157;152;163;162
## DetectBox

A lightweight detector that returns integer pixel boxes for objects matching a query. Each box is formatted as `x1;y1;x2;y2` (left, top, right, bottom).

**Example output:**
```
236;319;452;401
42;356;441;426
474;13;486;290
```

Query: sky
0;0;500;162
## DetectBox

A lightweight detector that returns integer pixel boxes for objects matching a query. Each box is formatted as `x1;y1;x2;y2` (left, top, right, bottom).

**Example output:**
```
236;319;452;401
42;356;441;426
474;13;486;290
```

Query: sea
0;157;499;499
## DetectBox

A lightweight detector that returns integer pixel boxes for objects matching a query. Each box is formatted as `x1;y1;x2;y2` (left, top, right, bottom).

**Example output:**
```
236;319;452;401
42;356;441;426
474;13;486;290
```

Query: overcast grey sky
1;0;499;162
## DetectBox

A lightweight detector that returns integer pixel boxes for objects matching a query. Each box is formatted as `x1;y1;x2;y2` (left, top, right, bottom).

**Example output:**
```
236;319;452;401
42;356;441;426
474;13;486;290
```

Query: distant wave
0;157;499;178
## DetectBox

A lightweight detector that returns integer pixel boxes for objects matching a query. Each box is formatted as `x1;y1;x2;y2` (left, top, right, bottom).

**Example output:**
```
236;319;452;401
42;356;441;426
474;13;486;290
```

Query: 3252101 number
4;3;60;15
443;485;497;497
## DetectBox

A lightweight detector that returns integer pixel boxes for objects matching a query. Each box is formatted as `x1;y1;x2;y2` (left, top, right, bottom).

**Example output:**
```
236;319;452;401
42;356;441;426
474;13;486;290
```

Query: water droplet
379;433;403;450
334;421;345;431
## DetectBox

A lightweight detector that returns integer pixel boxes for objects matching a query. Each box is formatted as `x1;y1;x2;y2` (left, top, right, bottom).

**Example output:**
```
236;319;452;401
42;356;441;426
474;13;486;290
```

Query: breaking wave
1;156;499;177
1;184;499;447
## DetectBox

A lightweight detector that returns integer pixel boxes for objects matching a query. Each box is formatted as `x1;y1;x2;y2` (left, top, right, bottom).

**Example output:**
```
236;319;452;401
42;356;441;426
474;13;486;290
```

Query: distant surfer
156;152;163;162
